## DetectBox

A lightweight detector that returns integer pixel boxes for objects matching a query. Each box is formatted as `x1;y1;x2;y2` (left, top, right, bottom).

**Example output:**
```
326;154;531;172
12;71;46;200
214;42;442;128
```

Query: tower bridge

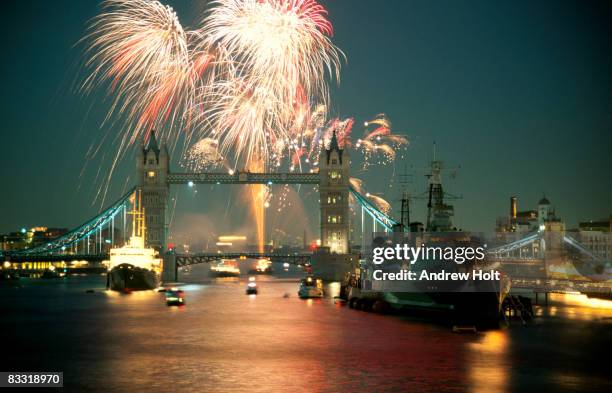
138;129;386;255
1;130;397;281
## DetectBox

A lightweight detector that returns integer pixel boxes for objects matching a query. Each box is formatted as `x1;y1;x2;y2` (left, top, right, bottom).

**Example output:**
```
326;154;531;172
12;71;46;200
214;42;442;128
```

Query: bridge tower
137;131;169;251
319;130;350;253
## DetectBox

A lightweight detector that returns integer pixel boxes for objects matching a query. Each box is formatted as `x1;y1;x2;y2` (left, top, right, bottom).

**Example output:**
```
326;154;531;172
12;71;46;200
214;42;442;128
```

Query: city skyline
0;0;611;236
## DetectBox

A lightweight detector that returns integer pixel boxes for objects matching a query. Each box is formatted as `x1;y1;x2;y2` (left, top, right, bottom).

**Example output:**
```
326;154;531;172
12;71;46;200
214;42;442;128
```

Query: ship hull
107;263;160;291
248;268;274;275
211;271;241;278
346;286;504;329
386;291;504;329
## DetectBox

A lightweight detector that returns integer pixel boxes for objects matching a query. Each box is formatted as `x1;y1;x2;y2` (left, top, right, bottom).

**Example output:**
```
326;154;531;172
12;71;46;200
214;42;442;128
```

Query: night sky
1;1;611;243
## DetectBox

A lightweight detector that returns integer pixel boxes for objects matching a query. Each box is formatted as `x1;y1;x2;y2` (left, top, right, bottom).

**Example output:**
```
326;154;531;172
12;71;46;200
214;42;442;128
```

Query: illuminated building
578;215;612;260
496;195;565;233
0;227;68;251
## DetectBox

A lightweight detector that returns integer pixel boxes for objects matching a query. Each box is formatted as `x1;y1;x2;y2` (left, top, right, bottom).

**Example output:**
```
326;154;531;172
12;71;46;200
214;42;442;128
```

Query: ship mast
412;143;461;232
396;164;413;231
138;189;145;238
425;143;442;230
127;189;146;239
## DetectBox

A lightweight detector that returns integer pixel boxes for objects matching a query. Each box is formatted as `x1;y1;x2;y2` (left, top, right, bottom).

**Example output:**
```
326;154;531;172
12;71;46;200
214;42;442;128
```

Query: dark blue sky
1;0;610;241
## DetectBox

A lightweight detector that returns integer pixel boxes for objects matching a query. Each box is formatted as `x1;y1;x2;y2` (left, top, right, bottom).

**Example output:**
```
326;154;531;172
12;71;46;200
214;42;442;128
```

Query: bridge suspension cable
486;232;541;255
349;186;398;231
562;235;598;260
7;187;136;257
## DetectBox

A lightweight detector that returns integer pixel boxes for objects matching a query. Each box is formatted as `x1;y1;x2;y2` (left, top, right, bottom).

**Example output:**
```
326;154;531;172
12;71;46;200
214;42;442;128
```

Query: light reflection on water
0;270;610;393
466;331;509;393
538;293;612;321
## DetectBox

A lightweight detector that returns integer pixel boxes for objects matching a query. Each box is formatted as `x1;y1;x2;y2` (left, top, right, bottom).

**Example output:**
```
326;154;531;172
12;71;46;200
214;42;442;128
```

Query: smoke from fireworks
366;193;391;214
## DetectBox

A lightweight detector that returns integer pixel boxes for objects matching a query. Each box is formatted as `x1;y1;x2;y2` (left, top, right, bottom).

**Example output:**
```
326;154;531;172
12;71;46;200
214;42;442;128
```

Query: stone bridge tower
319;130;350;254
137;131;169;251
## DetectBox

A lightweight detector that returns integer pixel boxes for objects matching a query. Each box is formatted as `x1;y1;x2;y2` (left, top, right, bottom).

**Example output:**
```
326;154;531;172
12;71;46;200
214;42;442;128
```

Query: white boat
298;276;324;298
246;276;258;295
106;191;162;291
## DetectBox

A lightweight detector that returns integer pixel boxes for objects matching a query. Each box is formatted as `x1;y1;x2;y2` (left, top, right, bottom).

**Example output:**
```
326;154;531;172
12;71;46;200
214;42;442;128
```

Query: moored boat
106;191;162;291
298;275;324;298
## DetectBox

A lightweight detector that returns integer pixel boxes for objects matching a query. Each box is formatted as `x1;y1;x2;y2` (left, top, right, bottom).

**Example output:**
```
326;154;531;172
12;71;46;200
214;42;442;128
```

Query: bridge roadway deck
510;277;612;296
175;252;313;266
2;252;313;265
167;172;320;185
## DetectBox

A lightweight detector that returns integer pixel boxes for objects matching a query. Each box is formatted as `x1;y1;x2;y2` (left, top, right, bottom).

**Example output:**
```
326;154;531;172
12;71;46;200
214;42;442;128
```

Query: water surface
1;266;610;392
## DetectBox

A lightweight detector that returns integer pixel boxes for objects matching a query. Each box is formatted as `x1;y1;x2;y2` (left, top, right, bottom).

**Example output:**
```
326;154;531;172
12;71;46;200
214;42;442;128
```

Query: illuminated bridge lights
175;252;313;267
167;172;321;185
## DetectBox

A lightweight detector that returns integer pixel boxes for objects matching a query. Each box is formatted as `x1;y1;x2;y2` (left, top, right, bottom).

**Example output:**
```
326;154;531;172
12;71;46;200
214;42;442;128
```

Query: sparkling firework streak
287;112;353;172
348;178;390;214
365;193;391;215
349;177;364;194
324;117;354;148
82;0;344;173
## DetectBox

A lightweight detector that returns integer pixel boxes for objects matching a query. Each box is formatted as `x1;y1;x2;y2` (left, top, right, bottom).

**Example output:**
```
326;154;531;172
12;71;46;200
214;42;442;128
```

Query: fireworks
365;193;391;215
81;0;209;158
356;113;408;168
182;138;225;171
324;118;354;148
82;0;344;174
349;177;364;194
81;0;407;234
195;0;343;168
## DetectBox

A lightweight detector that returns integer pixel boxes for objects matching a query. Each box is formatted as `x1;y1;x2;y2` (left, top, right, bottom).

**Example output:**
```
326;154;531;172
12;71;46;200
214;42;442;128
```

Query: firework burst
182;137;225;171
365;193;391;214
81;0;214;159
356;113;408;168
82;0;344;173
195;0;343;168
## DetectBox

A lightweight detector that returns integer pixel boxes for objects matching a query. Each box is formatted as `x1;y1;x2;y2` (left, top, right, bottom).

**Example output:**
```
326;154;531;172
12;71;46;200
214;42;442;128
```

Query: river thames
1;265;611;393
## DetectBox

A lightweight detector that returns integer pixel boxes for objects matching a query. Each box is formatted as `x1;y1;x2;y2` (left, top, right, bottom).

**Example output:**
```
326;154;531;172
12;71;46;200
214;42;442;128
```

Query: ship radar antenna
396;164;413;231
433;141;437;161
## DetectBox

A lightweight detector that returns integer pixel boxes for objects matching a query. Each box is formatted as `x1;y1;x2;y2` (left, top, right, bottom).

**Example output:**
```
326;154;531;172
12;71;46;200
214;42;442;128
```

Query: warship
341;149;509;329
